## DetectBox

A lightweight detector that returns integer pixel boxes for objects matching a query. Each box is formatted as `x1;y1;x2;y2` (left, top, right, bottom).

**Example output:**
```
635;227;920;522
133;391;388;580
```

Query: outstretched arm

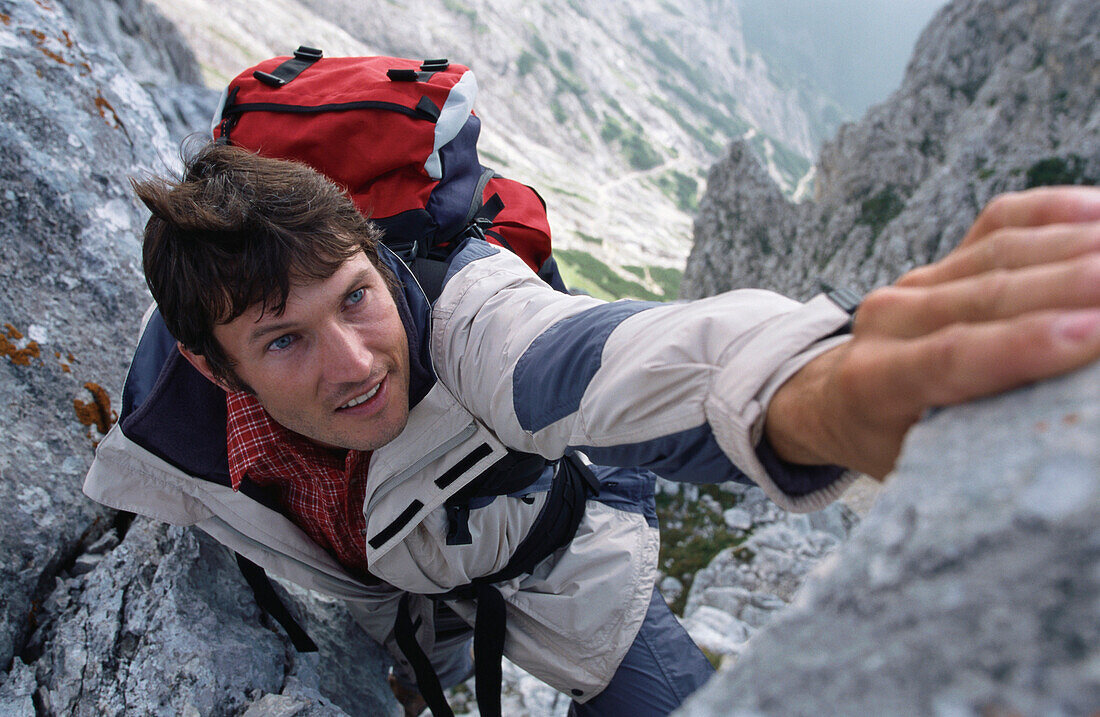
766;186;1100;478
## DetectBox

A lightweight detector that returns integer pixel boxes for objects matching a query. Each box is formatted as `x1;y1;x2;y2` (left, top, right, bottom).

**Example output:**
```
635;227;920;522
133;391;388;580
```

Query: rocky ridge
676;0;1100;712
682;0;1100;301
0;0;395;713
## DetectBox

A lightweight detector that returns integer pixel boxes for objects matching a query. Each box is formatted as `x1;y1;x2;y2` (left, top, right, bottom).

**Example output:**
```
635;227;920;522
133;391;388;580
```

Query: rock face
677;360;1100;716
0;0;394;713
682;0;1100;300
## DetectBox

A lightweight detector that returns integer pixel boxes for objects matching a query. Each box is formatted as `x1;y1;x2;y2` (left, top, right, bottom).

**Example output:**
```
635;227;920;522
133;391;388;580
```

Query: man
85;143;1100;716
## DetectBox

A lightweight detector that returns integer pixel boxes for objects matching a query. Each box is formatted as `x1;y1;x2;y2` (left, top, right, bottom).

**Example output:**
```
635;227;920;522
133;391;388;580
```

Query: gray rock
0;0;176;671
677;360;1100;715
56;0;203;87
722;508;753;532
17;519;397;716
0;657;36;717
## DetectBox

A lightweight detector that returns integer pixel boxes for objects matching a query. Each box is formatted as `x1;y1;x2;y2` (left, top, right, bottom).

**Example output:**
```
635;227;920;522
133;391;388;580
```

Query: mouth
336;379;383;411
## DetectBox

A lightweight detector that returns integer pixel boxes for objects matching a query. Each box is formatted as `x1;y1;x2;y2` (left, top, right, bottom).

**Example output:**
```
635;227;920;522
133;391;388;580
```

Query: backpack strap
235;552;318;652
252;45;323;88
394;454;599;717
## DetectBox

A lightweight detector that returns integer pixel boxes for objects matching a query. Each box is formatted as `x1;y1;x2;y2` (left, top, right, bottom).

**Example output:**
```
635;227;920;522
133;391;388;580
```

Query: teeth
340;383;379;409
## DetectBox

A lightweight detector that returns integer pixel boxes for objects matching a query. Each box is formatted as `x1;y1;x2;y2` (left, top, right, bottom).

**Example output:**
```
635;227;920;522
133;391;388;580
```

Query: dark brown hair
133;142;391;390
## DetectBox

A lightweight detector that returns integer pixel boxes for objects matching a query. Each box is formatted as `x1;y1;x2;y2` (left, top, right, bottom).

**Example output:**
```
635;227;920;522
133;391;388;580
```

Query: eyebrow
246;267;375;347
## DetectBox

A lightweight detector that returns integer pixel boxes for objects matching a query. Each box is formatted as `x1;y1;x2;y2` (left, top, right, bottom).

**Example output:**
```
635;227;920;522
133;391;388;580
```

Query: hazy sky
737;0;952;118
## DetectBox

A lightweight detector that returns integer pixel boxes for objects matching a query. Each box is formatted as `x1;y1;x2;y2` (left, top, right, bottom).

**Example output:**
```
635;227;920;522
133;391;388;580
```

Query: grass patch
1025;155;1095;188
856;187;905;239
478;148;507;167
556;49;576;72
576;230;603;245
549;98;568;124
554;248;662;301
516;50;537;77
653;170;699;212
601;116;664;170
656;485;746;615
529;33;550;59
649;266;683;298
622;265;645;279
443;0;477;23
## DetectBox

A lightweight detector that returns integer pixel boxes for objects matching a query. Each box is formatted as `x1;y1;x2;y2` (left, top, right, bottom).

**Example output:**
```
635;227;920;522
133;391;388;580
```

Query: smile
338;382;380;410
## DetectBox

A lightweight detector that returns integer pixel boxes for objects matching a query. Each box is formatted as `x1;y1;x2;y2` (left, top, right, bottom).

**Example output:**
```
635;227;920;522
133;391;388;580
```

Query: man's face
208;252;410;451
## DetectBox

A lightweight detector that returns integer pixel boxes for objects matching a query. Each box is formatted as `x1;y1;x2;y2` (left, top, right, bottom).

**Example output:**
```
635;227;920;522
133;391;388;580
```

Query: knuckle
975;267;1013;316
854;286;909;331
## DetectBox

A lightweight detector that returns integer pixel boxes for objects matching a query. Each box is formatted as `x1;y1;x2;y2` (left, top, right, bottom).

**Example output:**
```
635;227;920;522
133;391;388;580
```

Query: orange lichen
61;30;74;48
1062;413;1080;426
1;324;41;366
94;92;122;128
73;382;117;435
61;364;71;374
67;352;75;362
29;29;44;40
0;13;11;26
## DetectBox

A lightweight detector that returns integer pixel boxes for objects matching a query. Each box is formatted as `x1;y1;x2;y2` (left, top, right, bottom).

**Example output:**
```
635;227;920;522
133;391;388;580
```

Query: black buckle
294;45;323;61
387;68;419;82
420;58;449;71
252;70;285;88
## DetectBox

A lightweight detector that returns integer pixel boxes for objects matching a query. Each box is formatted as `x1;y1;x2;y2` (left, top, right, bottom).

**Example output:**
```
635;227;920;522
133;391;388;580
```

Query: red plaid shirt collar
225;390;372;576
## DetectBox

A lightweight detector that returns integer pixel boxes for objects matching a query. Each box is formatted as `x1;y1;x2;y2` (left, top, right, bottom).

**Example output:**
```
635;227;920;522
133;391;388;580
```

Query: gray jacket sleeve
431;245;857;512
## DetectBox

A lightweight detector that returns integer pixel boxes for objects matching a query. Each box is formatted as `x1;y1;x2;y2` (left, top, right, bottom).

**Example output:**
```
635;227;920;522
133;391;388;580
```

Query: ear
177;342;233;393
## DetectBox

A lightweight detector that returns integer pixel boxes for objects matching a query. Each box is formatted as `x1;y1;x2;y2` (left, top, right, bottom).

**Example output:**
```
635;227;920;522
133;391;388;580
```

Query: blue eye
347;288;365;304
268;335;294;351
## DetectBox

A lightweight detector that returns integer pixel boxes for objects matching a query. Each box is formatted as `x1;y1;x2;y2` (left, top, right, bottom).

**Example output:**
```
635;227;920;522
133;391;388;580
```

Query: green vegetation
478;148;507;167
768;138;812;184
549;98;568;125
556;49;575;72
653;170;700;213
554;248;663;301
622;265;645;279
1025;155;1095;188
856;187;905;239
443;0;477;23
620;133;662;171
656;485;748;615
658;79;749;140
650;94;724;155
516;51;538;77
649;266;683;298
600;115;664;171
529;33;550;59
576;231;603;245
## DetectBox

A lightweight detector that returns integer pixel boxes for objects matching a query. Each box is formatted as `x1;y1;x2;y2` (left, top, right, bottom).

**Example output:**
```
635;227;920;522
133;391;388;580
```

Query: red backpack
211;47;565;296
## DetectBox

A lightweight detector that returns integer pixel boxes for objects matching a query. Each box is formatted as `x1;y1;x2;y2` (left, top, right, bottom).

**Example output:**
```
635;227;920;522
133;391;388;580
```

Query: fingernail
1055;310;1100;342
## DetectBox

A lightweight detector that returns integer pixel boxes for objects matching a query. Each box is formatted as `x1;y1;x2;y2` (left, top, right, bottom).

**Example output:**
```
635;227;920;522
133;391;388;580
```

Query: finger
897;220;1100;288
961;187;1100;248
860;255;1100;338
884;308;1100;409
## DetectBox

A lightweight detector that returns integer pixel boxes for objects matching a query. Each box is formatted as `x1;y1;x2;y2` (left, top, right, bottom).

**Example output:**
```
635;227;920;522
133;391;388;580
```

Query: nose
319;322;375;385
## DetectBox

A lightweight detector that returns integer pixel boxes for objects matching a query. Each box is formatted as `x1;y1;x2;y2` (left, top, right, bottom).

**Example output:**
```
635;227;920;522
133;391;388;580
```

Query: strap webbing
473;584;507;717
235;553;318;652
253;46;323;88
395;594;455;717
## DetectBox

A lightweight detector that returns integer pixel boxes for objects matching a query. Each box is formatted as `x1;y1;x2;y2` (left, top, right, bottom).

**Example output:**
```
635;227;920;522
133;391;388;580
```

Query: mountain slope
140;0;831;298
